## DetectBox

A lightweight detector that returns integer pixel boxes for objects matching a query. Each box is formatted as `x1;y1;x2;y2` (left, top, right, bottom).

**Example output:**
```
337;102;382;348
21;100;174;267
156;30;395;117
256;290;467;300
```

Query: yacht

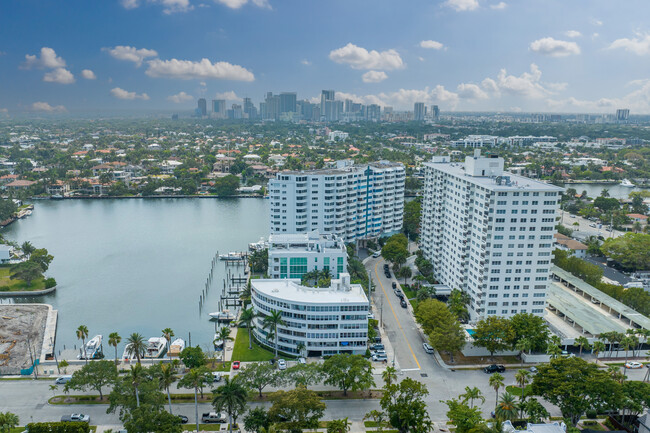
144;337;167;358
219;252;245;261
79;335;102;360
621;179;635;187
209;310;236;322
213;334;224;349
248;237;268;252
168;338;185;357
122;343;138;361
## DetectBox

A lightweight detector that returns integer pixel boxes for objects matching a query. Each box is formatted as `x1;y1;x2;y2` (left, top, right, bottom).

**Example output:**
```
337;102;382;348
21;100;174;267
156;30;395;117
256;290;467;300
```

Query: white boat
219;252;245;261
79;334;102;360
621;179;635;187
213;334;224;349
168;338;185;357
248;237;268;251
144;337;167;358
122;343;137;361
209;310;236;322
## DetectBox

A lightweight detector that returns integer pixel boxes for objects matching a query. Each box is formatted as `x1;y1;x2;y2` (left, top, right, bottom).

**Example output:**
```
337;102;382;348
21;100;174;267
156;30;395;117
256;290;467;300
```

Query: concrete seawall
0;286;56;297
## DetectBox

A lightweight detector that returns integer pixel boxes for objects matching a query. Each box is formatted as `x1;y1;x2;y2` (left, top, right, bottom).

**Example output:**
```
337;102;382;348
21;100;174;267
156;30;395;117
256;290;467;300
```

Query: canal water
564;183;645;200
0;198;269;358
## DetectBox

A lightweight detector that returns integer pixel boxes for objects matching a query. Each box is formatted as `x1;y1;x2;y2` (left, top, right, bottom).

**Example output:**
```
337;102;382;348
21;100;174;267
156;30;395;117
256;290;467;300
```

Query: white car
372;353;388;362
298;357;306;365
277;359;287;370
625;361;644;369
372;251;381;258
529;366;538;373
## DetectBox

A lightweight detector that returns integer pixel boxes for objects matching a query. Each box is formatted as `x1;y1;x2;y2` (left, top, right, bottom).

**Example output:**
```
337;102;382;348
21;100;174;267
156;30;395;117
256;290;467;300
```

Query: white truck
201;412;227;423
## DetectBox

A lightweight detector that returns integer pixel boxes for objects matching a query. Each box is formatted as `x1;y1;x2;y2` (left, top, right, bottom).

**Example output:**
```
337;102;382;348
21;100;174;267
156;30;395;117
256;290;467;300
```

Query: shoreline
0;285;57;297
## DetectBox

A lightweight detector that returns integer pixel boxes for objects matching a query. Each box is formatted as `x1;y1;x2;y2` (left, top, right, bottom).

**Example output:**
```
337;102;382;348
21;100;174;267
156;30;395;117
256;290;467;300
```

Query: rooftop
252;273;368;304
280;160;404;176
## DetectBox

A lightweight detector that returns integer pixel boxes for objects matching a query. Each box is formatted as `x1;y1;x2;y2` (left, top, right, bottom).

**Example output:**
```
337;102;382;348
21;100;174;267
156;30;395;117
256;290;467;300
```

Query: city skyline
3;0;650;115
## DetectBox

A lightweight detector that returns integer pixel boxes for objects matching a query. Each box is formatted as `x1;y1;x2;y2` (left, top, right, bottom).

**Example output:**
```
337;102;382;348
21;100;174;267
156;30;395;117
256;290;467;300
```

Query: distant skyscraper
366;104;381;122
213;99;226;118
279;92;297;114
320;90;339;121
243;97;257;119
198;98;207;117
431;105;440;121
414;102;426;121
264;92;280;120
616;109;630;122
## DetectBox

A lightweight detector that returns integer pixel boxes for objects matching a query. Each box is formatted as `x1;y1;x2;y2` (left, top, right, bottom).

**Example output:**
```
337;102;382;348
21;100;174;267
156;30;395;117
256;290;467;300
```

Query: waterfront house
46;180;70;196
5;179;37;190
0;245;11;263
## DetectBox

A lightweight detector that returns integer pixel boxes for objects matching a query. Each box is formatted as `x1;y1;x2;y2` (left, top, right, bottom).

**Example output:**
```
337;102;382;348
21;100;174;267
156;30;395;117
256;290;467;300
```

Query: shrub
26;422;90;433
586;409;598;419
45;278;57;289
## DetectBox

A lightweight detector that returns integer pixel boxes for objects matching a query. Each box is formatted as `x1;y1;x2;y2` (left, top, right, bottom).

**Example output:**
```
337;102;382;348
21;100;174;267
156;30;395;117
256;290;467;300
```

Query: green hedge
26;422;90;433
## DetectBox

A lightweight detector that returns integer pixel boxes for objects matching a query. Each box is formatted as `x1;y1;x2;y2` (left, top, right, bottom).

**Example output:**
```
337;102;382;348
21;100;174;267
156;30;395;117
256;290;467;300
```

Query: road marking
374;261;421;369
400;367;421;372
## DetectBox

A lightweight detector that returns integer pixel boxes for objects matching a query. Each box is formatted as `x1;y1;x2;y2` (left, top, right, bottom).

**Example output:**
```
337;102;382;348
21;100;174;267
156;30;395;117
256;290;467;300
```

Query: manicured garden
231;327;276;362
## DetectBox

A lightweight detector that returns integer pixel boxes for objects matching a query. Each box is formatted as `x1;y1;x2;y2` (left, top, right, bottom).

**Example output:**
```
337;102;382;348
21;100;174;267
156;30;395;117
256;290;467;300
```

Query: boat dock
39;305;58;362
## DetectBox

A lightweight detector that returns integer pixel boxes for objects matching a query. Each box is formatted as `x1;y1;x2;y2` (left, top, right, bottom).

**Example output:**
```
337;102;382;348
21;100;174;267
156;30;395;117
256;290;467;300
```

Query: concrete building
420;151;563;320
328;131;349;141
198;98;207;117
414;102;426;121
268;160;405;242
450;135;498;148
212;99;226;118
268;231;347;280
250;273;369;356
553;234;587;258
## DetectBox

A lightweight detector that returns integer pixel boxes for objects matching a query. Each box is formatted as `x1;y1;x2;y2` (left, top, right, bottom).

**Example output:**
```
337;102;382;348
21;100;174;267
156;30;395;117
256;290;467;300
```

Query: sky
3;0;650;115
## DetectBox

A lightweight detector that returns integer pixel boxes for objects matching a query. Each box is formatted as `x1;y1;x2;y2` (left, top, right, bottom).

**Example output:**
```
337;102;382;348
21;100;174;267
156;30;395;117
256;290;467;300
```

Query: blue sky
3;0;650;114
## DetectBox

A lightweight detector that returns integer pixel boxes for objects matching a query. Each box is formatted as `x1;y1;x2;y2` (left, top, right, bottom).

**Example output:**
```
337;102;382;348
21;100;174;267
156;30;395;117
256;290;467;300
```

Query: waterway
0;198;269;358
564;183;646;199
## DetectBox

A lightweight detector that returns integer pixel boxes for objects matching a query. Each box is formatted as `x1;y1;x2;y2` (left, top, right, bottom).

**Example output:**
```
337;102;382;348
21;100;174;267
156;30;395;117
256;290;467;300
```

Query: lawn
0;266;46;292
505;384;533;397
231;328;276;362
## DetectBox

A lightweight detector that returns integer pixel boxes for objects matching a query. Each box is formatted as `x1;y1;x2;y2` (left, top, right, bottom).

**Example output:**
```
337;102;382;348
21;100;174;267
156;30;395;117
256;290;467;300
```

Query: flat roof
552;266;650;330
252;278;368;304
423;162;563;192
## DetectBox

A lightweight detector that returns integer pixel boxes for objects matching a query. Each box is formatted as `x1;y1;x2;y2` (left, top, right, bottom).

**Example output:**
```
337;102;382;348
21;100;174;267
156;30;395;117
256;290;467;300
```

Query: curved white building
250;273;369;356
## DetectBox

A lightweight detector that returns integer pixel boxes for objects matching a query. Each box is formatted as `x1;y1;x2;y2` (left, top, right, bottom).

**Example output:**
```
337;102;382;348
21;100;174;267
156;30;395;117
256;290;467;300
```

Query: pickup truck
60;414;90;423
202;412;227;423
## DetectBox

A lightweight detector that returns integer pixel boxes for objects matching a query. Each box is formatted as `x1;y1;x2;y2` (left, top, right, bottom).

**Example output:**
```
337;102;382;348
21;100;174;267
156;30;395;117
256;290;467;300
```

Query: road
559;213;623;239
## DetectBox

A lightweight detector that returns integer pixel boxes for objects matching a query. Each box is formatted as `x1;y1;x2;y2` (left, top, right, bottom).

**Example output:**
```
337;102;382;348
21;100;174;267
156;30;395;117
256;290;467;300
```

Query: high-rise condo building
243;97;257;119
198;98;207;117
616;109;630;122
212;99;226;118
420;151;562;320
268;160;405;242
414;102;426;121
279;92;297;115
431;105;440;121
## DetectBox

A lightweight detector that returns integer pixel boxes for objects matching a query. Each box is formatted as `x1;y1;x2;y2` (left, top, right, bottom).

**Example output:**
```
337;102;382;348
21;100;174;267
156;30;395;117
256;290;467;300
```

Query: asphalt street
559;213;623;239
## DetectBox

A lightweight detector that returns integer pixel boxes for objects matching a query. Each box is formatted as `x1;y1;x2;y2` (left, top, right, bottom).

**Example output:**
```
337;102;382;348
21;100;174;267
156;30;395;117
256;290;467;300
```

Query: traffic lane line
373;261;421;370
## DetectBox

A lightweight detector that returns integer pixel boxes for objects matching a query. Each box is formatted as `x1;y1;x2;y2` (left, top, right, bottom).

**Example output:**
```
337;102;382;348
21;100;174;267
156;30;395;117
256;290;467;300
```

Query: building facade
251;273;368;356
268;160;405;242
268;231;347;280
420;151;562;320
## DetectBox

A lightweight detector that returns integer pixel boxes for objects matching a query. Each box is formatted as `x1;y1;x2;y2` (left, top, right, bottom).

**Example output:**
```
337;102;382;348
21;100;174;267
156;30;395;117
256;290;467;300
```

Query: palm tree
620;336;637;365
126;333;147;365
607;365;626;384
489;373;504;410
382;365;397;387
573;336;590;356
162;328;174;360
592;340;606;360
238;307;256;350
130;364;144;408
21;241;35;257
215;326;234;356
0;411;20;432
180;367;210;433
460;386;485;409
240;282;252;303
495;392;518;421
296;342;306;358
108;332;121;366
76;325;89;364
515;338;531;367
262;310;285;357
157;363;177;415
515;369;531;417
546;344;562;359
212;376;248;433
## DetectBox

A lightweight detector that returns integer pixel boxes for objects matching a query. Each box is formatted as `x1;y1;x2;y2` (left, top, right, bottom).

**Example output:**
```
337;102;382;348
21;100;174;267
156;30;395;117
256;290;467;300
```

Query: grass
183;424;234;431
231;328;277;362
505;384;534;397
0;266;46;292
207;361;232;372
364;421;393;428
580;421;606;430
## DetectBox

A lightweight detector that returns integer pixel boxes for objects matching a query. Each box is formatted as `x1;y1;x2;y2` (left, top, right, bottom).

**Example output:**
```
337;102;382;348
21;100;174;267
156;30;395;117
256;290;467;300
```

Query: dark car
385;271;391;278
483;364;506;374
177;415;189;424
383;264;389;270
392;282;397;289
400;299;408;308
370;343;385;351
372;336;382;343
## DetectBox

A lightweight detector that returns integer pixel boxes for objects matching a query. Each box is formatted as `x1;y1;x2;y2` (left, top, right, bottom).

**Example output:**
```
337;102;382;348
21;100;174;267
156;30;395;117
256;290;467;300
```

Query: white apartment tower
268;161;405;242
420;151;562;320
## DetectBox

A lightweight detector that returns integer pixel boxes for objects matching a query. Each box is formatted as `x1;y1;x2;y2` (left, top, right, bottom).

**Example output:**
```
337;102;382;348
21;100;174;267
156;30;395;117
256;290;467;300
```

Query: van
55;375;72;385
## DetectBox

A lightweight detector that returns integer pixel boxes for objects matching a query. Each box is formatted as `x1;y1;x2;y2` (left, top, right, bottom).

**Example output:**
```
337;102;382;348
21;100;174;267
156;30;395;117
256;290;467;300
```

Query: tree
154;363;177;415
509;313;549;353
531;357;623;426
212;376;248;433
472;316;514;359
179;367;212;432
162;328;175;359
0;198;18;221
602;233;650;271
460;386;485;409
30;248;54;272
573;336;591;356
108;332;121;365
214;174;240;197
402;199;421;241
592;340;606;359
268;386;325;432
0;411;19;433
285;362;324;387
489;373;505;410
444;398;484;433
238;362;279;398
179;346;206;369
380;377;432;433
21;241;35;257
495;393;518;421
415;299;466;362
364;410;387;433
238;307;256;350
515;369;531;417
126;332;147;365
66;359;118;400
122;406;182;433
215;326;234;358
381;236;408;266
249;249;269;274
262;310;285;357
10;260;43;287
396;266;412;285
244;407;270;433
520;398;549;423
448;289;470;321
327;418;350;433
382;365;398;387
321;354;375;396
76;325;89;364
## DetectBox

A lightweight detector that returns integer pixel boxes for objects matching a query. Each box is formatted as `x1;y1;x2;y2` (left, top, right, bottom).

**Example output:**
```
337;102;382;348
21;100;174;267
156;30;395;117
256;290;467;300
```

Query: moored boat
79;334;102;360
144;337;167;358
209;309;236;322
219;252;245;261
621;179;635;187
168;338;185;357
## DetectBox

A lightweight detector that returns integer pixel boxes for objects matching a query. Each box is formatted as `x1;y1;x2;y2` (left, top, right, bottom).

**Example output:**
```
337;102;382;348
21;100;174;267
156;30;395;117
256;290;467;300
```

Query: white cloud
457;83;488;99
362;70;388;83
329;43;404;70
31;102;66;112
111;87;150;100
214;91;241;101
81;69;97;80
21;47;66;69
591;18;603;26
490;2;507;9
145;58;255;81
418;56;425;62
420;40;444;50
444;0;479;12
104;46;158;67
608;33;650;56
167;91;194;103
565;30;582;38
43;68;75;84
529;37;580;57
214;0;270;8
301;59;312;66
489;63;559;99
121;0;140;9
120;0;193;13
481;77;499;94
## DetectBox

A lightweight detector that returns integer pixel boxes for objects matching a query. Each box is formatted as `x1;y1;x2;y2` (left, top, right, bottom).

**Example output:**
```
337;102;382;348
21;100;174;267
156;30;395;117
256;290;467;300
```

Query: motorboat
209;310;236;322
168;338;185;357
79;334;102;360
248;238;268;252
213;334;224;349
621;179;635;187
122;343;138;361
219;252;245;261
144;337;167;358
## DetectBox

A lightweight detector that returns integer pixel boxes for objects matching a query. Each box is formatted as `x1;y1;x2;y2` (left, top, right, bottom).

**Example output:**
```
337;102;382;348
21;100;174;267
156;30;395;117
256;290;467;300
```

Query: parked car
372;336;382;343
483;364;506;373
202;412;227;423
177;415;189;424
370;343;385;351
212;372;223;382
392;282;397;289
383;264;389;270
372;251;381;258
277;359;287;370
232;361;241;370
625;361;644;369
385;271;391;278
394;288;402;296
529;366;538;373
55;375;72;385
60;414;90;423
372;353;388;362
422;343;434;354
298;357;306;365
400;299;408;308
367;312;375;319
